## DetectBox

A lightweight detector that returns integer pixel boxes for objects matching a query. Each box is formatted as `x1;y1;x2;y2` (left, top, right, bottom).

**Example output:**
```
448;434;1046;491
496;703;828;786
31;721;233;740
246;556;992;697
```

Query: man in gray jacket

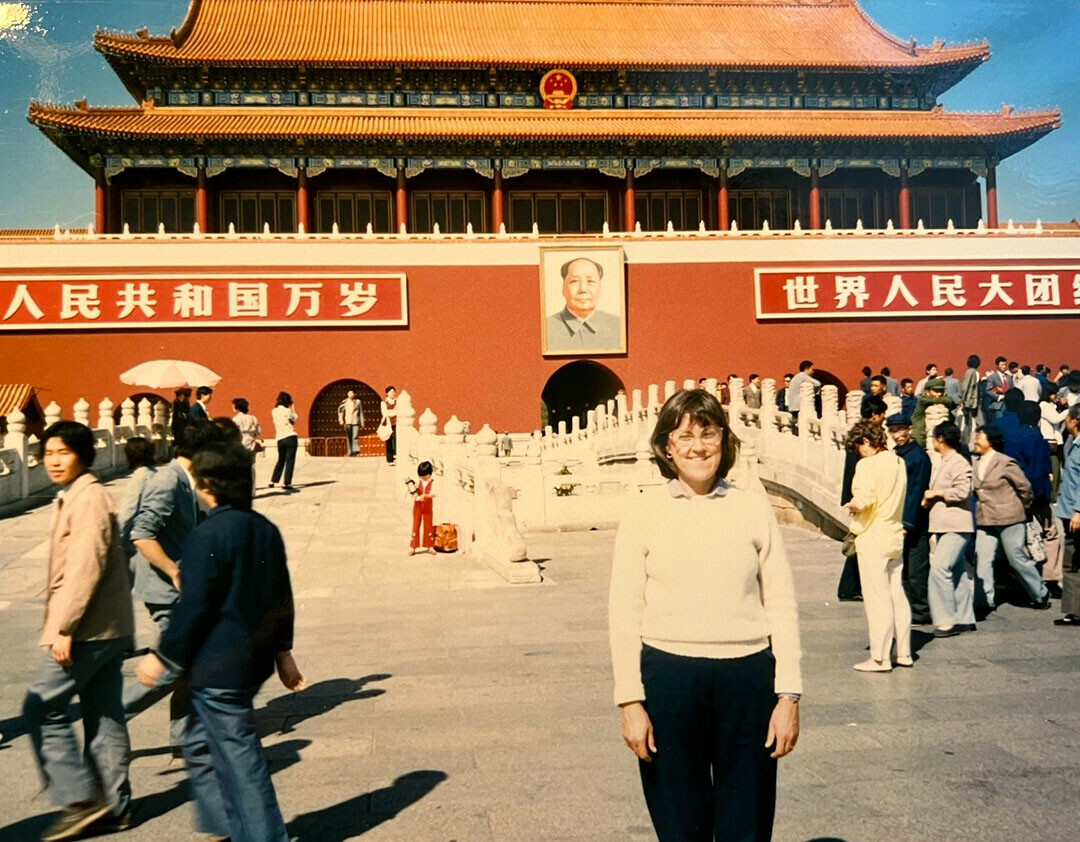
338;389;365;456
122;420;223;752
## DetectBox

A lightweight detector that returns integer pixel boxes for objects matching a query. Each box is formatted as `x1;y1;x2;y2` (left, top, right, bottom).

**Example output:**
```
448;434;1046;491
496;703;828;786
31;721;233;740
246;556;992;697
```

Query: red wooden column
985;165;999;229
898;165;912;230
296;168;310;232
395;167;408;232
623;168;636;232
809;166;822;230
717;168;730;231
491;167;504;232
94;168;107;234
196;165;209;233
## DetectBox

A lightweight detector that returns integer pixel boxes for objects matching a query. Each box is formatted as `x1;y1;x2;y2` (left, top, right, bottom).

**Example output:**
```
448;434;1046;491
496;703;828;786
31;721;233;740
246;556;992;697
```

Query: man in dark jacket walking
137;442;303;842
888;414;933;624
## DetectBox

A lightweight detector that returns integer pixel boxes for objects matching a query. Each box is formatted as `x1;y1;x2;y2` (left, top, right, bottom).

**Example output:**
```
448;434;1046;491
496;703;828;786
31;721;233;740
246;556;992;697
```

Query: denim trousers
23;635;133;813
928;533;976;628
344;424;360;455
974;522;1048;608
638;645;777;842
1061;519;1080;617
271;435;298;486
122;603;189;747
184;686;289;842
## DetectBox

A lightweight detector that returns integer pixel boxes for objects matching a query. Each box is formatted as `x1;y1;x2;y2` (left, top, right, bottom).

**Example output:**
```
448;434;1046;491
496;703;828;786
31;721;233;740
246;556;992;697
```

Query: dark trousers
271;435;297;486
184;686;289;842
639;646;777;842
122;603;189;747
1061;519;1080;617
901;529;932;621
24;636;133;814
837;553;862;598
385;426;397;463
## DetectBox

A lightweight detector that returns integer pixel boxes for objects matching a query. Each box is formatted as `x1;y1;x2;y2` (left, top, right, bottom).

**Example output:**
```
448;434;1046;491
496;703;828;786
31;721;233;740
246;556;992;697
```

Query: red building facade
4;0;1075;440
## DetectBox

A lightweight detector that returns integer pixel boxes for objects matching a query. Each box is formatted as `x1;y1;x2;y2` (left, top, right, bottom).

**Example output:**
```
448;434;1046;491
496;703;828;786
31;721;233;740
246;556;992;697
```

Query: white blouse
271;405;298;440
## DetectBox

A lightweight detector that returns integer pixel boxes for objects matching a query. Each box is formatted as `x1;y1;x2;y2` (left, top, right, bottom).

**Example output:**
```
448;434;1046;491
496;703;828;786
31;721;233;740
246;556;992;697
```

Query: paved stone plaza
1;456;1079;841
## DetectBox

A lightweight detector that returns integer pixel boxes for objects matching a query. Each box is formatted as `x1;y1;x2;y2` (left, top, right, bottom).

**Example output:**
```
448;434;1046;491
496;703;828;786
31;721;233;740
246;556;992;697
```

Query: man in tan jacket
22;421;135;841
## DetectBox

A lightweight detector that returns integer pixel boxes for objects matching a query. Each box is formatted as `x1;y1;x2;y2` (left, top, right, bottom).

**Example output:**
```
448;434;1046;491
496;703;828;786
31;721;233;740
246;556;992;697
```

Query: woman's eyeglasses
669;427;723;451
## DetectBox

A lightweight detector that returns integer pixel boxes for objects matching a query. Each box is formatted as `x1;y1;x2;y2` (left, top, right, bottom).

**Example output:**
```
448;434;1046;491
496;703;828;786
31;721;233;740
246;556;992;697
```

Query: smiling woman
608;387;803;841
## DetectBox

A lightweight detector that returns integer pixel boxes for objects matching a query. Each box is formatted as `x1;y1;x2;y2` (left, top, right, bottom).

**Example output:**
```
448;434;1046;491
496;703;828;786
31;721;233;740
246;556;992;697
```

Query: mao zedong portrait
545;257;623;353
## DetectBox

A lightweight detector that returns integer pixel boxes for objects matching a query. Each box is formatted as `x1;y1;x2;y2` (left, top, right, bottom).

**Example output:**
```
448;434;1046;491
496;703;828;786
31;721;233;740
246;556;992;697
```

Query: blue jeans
122;603;189;747
344;424;360;455
975;522;1048;608
184;686;288;842
929;533;976;628
23;636;133;813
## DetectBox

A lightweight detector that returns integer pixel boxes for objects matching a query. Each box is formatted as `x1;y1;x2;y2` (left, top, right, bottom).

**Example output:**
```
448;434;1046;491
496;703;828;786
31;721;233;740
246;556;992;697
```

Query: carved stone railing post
136;398;154;439
844;390;863;427
472;423;538;583
728;377;745;417
417;407;439;467
682;378;696;392
2;408;29;500
73;398;91;427
44;401;62;429
393;390;418;499
97;397;115;433
885;394;903;418
119;398;136;442
664;380;677;401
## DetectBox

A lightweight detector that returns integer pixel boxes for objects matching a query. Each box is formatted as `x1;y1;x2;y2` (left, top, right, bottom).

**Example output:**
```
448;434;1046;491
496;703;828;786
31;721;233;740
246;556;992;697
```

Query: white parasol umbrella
119;360;222;389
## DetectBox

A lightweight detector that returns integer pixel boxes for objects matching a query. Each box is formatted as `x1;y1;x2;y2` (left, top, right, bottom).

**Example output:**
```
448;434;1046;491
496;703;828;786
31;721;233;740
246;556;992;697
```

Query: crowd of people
14;357;1079;841
23;417;302;841
793;356;1079;668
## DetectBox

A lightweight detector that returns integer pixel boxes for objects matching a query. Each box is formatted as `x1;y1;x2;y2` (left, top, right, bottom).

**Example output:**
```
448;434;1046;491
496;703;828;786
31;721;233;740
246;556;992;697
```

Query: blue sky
0;0;1076;228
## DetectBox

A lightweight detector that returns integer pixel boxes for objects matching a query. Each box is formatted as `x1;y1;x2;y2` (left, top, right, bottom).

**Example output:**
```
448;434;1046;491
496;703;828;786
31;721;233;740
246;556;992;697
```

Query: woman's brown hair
649;389;740;481
844;419;888;452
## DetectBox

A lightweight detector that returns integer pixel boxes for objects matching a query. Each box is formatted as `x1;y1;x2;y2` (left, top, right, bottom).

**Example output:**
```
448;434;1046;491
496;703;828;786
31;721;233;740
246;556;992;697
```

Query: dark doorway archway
308;379;383;457
542;361;625;431
812;368;848;396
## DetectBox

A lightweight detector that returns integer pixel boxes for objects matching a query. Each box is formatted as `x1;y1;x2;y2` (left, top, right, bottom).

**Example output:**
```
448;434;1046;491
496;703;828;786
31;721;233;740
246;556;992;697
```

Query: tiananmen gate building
2;0;1077;444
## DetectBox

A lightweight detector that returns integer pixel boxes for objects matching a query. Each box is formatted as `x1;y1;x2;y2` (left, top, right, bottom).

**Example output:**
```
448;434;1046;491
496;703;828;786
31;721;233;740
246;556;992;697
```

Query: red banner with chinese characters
756;265;1080;319
0;272;408;330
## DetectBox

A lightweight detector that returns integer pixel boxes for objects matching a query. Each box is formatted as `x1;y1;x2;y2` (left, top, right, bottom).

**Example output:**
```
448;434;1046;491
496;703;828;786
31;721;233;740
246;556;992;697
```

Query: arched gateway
542;361;625;431
308;379;383;456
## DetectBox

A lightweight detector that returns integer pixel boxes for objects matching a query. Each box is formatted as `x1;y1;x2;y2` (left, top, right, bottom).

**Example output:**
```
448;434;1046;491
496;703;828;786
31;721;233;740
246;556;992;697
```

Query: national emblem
540;68;577;110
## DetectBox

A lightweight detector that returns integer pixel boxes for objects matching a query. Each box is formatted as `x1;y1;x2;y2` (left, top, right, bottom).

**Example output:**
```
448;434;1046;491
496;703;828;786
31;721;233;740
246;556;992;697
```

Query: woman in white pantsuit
844;420;911;672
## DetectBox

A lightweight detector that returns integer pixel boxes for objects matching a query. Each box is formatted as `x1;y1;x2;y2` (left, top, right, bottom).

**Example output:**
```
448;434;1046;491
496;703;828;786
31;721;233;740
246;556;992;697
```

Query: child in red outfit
409;461;436;555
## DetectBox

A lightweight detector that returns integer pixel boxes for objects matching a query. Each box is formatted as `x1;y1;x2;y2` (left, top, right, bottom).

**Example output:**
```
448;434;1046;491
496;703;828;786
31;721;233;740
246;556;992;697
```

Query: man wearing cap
888;413;933;624
913;377;957;447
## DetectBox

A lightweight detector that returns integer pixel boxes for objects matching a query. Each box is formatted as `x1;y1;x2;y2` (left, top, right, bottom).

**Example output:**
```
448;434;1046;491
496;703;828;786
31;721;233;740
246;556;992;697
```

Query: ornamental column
94;168;108;234
985;165;999;229
196;165;209;233
899;165;912;230
491;167;504;232
395;167;408;232
809;166;822;230
623;168;636;232
717;168;730;231
297;168;310;232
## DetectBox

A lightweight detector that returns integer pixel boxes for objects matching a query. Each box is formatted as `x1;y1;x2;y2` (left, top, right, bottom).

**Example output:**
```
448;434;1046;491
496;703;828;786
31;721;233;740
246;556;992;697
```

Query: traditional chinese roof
28;102;1060;166
94;0;989;72
0;385;40;419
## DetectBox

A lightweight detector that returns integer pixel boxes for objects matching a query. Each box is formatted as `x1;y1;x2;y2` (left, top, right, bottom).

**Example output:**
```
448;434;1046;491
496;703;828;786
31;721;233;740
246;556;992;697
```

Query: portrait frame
539;245;627;356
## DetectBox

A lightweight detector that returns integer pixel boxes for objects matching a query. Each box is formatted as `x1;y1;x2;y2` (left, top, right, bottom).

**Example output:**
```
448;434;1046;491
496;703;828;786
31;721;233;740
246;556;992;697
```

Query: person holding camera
408;462;436;555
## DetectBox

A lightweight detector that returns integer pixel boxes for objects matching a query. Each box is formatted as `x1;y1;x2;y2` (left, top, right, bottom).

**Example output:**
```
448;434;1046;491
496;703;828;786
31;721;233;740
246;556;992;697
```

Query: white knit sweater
608;482;803;705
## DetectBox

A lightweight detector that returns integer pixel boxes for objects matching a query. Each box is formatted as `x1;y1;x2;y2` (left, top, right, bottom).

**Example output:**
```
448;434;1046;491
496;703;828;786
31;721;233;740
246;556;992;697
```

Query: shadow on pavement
287;769;448;841
911;629;935;656
256;674;390;737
